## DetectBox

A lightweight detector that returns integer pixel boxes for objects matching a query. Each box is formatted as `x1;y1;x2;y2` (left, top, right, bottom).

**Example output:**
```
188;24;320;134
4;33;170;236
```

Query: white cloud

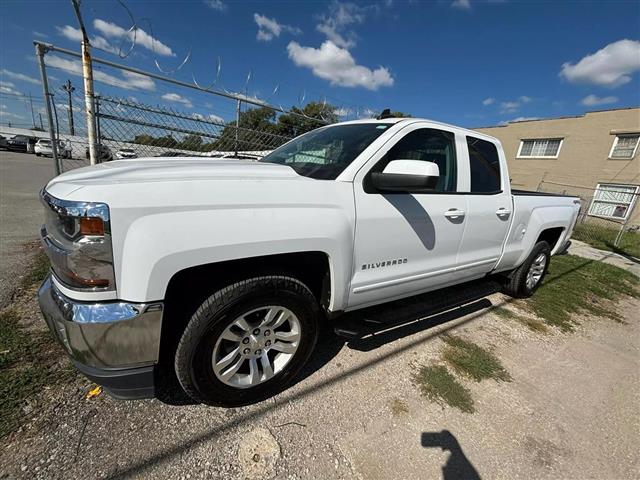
359;108;377;118
451;0;471;10
45;55;156;91
482;97;495;106
208;113;224;123
205;0;227;11
0;81;22;95
316;1;368;49
122;71;156;91
193;112;224;123
500;101;520;114
499;96;532;114
1;69;40;85
560;39;640;88
33;31;48;38
580;94;618;106
254;13;301;42
287;40;394;90
334;107;353;117
93;19;175;57
56;25;119;55
162;92;193;108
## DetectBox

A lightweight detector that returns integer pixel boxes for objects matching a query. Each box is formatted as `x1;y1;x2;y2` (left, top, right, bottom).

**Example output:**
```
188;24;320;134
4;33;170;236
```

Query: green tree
179;134;204;151
214;106;280;151
276;102;338;137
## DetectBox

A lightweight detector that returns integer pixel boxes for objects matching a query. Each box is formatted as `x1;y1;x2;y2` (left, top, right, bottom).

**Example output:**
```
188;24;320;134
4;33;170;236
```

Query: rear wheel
174;276;320;406
502;241;551;298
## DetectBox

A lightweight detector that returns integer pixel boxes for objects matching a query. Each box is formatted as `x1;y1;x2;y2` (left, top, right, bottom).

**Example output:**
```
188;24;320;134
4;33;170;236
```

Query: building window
588;183;639;220
609;135;640;159
517;138;563;158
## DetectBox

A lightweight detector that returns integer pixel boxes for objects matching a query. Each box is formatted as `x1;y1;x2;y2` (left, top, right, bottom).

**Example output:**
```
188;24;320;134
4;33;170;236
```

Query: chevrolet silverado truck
38;117;580;406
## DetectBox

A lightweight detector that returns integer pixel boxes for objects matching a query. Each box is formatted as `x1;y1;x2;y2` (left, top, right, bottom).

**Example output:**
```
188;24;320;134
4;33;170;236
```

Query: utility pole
61;79;75;136
71;0;98;165
39;113;44;130
28;92;36;127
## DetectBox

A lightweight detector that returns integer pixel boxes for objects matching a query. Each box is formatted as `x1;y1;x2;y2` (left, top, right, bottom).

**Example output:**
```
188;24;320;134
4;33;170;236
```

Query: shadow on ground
114;259;594;478
422;430;481;480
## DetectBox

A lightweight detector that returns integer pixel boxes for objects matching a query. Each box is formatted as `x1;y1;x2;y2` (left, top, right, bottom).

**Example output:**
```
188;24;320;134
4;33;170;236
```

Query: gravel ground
1;282;638;479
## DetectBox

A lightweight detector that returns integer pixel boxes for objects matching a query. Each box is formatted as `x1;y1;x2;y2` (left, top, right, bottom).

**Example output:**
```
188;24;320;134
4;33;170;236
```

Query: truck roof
336;117;501;144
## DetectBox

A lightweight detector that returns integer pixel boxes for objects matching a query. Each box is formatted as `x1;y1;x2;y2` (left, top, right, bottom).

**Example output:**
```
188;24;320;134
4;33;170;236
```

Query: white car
38;117;580;406
35;139;72;158
116;148;138;159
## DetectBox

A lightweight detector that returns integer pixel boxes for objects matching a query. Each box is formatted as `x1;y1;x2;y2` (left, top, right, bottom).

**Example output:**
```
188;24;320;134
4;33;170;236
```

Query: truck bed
512;189;579;198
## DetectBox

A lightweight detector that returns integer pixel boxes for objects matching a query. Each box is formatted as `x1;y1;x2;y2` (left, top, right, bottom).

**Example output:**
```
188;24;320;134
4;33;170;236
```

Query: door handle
444;208;466;219
496;207;511;218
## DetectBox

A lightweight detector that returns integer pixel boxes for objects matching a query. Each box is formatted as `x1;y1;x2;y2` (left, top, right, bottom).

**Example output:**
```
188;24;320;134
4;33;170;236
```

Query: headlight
40;190;115;291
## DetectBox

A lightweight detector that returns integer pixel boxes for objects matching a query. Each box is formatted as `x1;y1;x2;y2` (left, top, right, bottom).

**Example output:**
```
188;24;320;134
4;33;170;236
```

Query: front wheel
174;276;320;406
502;241;551;298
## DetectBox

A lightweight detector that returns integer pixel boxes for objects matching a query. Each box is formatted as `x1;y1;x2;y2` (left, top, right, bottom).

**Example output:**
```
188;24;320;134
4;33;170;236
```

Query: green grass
492;306;548;333
441;335;511;382
413;364;475;413
522;254;639;332
0;250;71;438
0;309;73;438
572;223;640;259
19;249;50;291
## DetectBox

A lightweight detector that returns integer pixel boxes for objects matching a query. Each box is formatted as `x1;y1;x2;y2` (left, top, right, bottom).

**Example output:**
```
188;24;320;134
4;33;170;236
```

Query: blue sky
1;0;639;128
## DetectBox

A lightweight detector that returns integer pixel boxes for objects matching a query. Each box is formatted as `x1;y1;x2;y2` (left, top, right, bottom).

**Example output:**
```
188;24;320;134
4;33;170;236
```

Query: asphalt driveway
0;151;54;307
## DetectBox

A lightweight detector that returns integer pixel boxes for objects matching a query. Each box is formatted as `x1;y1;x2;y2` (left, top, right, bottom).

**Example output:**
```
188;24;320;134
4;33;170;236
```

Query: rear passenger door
456;136;512;281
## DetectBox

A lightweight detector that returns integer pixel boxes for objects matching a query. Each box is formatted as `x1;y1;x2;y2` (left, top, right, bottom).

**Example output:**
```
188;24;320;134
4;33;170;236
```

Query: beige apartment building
476;107;640;225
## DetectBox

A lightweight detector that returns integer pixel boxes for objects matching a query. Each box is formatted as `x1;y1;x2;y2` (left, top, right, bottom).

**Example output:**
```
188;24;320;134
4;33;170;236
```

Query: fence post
34;42;60;176
71;0;98;165
235;99;241;156
614;200;637;247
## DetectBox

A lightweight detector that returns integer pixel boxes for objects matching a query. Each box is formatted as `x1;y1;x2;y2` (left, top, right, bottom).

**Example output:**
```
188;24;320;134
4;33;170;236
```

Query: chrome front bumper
38;276;164;398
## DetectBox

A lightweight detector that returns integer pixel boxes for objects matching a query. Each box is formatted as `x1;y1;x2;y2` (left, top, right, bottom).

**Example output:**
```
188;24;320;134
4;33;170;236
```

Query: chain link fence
52;89;297;172
34;41;352;174
537;180;639;258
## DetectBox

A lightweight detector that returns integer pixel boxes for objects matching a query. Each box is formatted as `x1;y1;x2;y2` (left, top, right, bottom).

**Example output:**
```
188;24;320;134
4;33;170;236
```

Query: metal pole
95;97;101;142
71;0;98;165
39;112;44;130
61;79;75;135
28;92;36;127
34;42;60;176
235;99;241;156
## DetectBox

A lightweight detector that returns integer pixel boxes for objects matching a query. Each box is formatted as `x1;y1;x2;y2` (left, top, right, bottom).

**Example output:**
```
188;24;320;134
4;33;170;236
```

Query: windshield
260;123;392;179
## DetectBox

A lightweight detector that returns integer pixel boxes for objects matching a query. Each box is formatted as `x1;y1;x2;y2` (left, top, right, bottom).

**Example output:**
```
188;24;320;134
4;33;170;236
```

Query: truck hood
47;158;302;190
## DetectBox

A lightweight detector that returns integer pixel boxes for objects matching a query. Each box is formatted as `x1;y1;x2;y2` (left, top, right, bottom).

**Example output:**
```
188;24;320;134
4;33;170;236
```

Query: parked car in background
115;148;138;159
85;144;113;162
35;139;72;158
38;117;581;406
7;135;37;153
0;135;8;150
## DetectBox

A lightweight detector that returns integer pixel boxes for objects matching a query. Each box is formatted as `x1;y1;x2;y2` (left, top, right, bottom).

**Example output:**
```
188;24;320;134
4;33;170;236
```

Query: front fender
115;205;354;312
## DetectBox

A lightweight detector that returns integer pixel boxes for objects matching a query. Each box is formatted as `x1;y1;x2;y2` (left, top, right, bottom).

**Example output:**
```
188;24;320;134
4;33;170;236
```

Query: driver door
349;125;467;309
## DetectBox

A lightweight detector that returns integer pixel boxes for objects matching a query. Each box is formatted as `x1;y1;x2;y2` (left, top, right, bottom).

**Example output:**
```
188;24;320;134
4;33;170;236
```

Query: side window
375;128;457;192
467;136;501;193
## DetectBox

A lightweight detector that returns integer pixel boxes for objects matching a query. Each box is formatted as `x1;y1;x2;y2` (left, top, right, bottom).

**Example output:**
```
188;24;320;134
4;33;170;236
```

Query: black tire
502;241;551;298
174;276;320;406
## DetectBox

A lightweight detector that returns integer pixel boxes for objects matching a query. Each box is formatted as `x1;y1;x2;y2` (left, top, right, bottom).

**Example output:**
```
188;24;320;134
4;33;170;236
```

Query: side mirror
371;160;440;193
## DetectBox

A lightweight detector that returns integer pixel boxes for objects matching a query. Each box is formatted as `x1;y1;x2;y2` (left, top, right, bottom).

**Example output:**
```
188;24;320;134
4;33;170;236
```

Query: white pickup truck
38;117;580;406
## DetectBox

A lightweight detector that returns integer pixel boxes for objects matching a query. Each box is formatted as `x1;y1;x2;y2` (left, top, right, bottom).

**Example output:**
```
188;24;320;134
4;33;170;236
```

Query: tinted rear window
467;136;501;193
